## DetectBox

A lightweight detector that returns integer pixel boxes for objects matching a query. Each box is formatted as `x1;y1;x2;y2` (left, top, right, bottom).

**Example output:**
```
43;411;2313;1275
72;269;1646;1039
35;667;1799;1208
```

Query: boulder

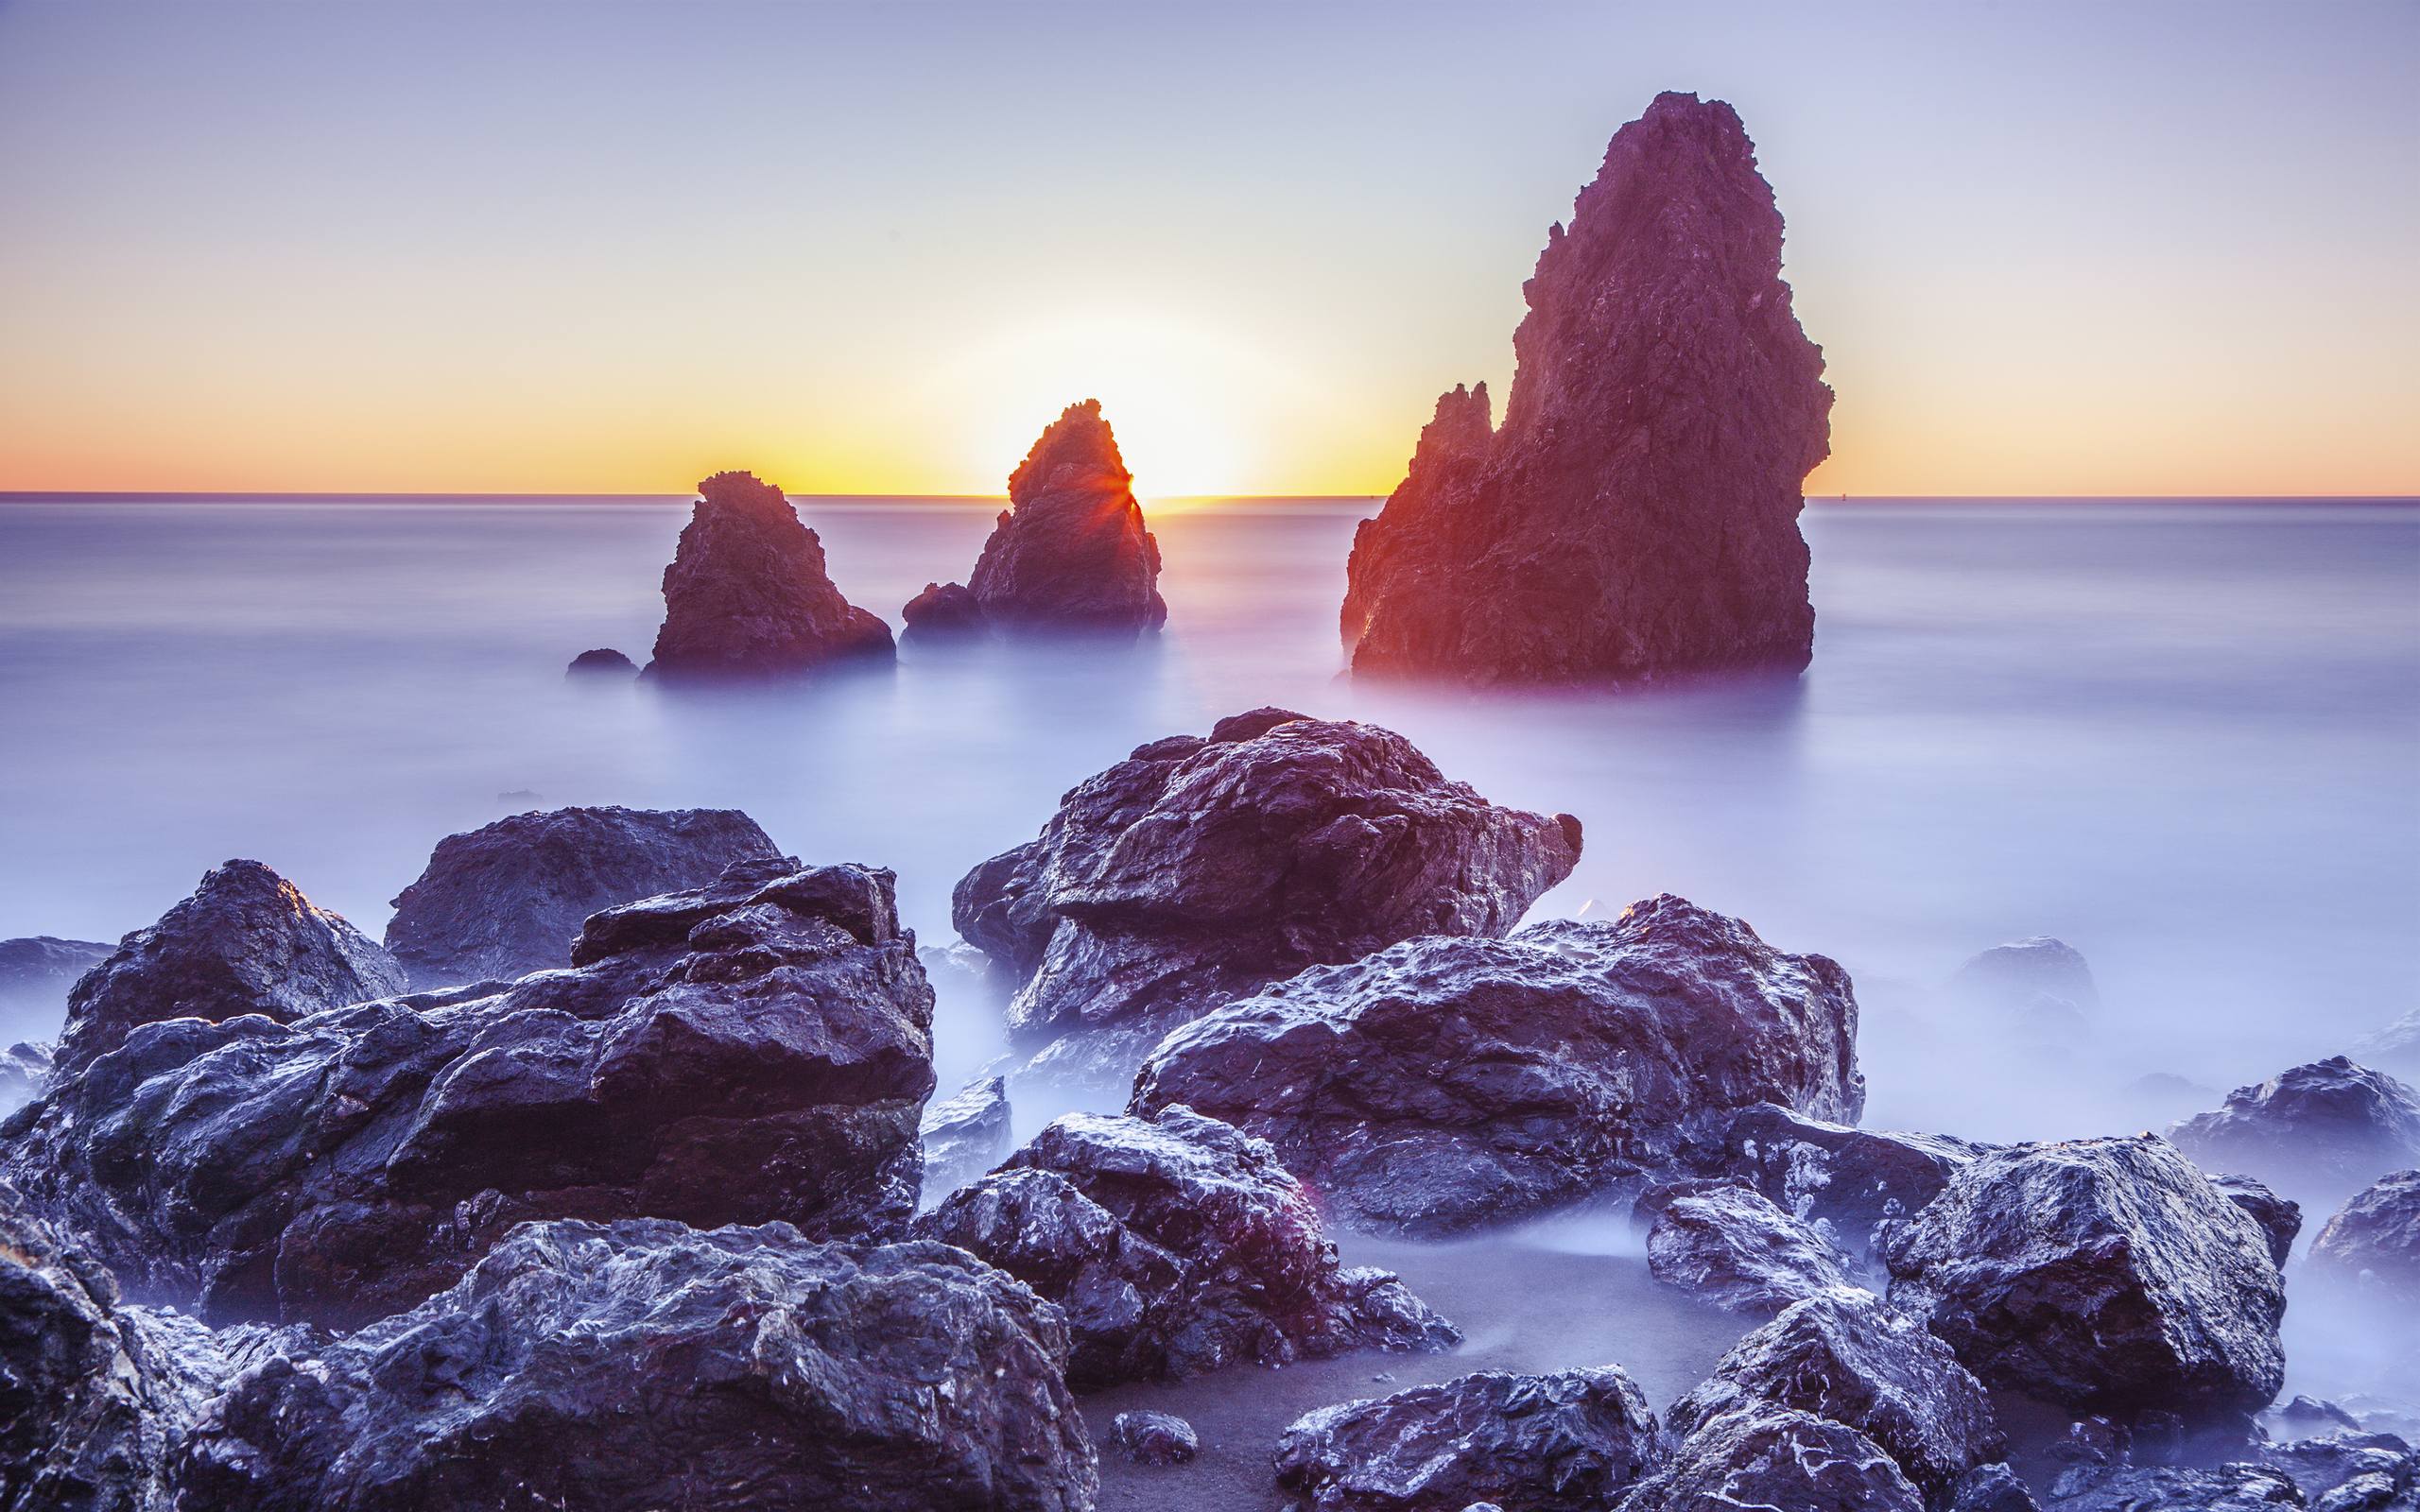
1878;1136;2287;1421
1948;936;2100;1022
1666;1287;2005;1504
2170;1057;2420;1211
919;1074;1012;1199
51;860;405;1075
957;707;1580;1088
2037;1464;2305;1510
644;470;894;679
2307;1169;2420;1305
901;579;986;639
2258;1432;2416;1508
382;805;783;988
1703;1102;1982;1260
2212;1175;2303;1267
1951;1464;2042;1512
1274;1367;1662;1512
3;858;935;1328
1109;1410;1198;1467
0;1040;53;1114
1642;1181;1855;1315
1618;1401;1923;1512
1339;93;1830;685
563;647;636;678
1132;895;1862;1236
912;1106;1456;1388
174;1219;1098;1512
0;936;112;1016
964;399;1166;633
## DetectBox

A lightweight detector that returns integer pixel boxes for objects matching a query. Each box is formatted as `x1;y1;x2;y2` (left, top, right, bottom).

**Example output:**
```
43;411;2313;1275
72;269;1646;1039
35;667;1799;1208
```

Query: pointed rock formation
645;471;893;679
1340;92;1831;684
902;401;1166;638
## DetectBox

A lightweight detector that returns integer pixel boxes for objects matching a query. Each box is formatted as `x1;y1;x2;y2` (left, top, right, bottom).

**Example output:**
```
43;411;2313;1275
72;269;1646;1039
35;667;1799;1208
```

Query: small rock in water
900;579;986;640
1642;1181;1856;1315
645;470;894;679
1109;1410;1198;1466
563;646;636;678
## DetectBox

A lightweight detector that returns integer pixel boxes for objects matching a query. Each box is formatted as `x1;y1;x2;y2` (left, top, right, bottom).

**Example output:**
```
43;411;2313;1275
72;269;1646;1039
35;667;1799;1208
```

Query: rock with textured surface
963;400;1165;633
2257;1432;2417;1509
1619;1401;1923;1512
919;1074;1012;1199
1340;93;1830;685
1878;1136;2286;1420
957;708;1581;1088
174;1219;1098;1512
564;647;636;678
1275;1367;1662;1512
51;861;404;1075
0;1041;53;1113
1667;1287;2005;1504
1132;895;1862;1236
2212;1175;2303;1267
1110;1410;1199;1467
2308;1170;2420;1305
1643;1181;1855;1315
2038;1463;2305;1510
3;858;934;1328
912;1106;1456;1389
2171;1057;2420;1211
1703;1102;1983;1261
383;805;782;988
645;470;893;679
0;936;112;1017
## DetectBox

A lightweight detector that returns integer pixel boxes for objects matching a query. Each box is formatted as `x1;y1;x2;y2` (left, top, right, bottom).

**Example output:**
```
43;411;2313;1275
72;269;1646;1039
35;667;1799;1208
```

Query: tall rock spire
645;470;894;679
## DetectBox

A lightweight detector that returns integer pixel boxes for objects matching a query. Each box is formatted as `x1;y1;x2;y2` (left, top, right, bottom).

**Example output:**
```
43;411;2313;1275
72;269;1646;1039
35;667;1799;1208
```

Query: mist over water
4;496;2411;1127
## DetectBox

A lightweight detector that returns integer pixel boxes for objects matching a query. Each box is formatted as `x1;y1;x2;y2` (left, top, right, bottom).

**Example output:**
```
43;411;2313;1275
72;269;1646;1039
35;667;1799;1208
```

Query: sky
0;1;2413;498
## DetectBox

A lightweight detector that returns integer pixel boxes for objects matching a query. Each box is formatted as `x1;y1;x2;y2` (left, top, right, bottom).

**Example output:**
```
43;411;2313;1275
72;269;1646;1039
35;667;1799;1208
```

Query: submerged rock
1109;1410;1198;1467
1340;92;1830;685
1620;1401;1923;1512
1642;1181;1855;1315
4;858;935;1328
962;399;1166;634
918;1074;1012;1199
1133;895;1862;1236
1878;1136;2286;1421
645;470;893;679
1703;1102;1983;1261
956;707;1580;1088
2212;1174;2303;1267
174;1219;1098;1512
1667;1287;2005;1504
913;1106;1456;1389
0;935;112;1016
1274;1367;1662;1512
382;804;782;988
51;860;405;1075
2170;1057;2420;1210
2307;1169;2420;1305
563;646;636;678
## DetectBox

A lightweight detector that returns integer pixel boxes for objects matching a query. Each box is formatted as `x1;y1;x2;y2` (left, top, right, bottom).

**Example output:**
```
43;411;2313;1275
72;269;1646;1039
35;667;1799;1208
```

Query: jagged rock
1952;1464;2043;1512
919;1074;1011;1199
1109;1410;1198;1467
2308;1170;2420;1305
1878;1136;2287;1421
2;859;935;1328
1274;1367;1661;1512
2353;1012;2420;1081
959;400;1166;634
2171;1058;2420;1210
0;936;111;1016
901;579;986;639
957;707;1580;1087
1642;1181;1854;1314
912;1106;1456;1388
174;1219;1098;1512
644;470;894;679
1667;1287;2005;1504
1619;1401;1923;1512
51;861;405;1075
382;805;782;988
2039;1463;2305;1510
2258;1432;2417;1508
1132;895;1861;1236
2213;1174;2304;1267
563;647;636;678
0;1041;52;1114
1702;1102;1982;1260
1340;93;1830;685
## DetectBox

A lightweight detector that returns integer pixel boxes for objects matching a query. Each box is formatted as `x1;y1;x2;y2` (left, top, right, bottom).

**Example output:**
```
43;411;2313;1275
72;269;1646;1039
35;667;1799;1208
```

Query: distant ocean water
0;494;2413;1145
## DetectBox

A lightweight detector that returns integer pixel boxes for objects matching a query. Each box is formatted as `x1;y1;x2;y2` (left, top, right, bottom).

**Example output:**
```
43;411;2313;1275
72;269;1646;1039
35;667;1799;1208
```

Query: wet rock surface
1110;1410;1199;1467
1133;895;1861;1236
1666;1286;2005;1504
939;399;1167;635
1621;1400;1925;1512
2036;1463;2304;1510
1642;1181;1855;1315
1273;1366;1662;1512
382;804;782;988
1879;1136;2287;1421
175;1219;1098;1512
2213;1175;2304;1267
957;707;1580;1087
913;1107;1457;1389
2308;1169;2420;1305
2257;1431;2417;1508
645;470;894;679
3;858;935;1328
1340;93;1830;685
918;1074;1011;1200
1702;1102;1982;1261
51;860;405;1075
0;935;112;1016
2171;1057;2420;1211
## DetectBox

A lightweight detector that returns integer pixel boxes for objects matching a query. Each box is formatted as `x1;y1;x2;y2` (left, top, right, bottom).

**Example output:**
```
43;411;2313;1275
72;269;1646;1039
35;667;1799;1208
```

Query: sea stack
645;471;893;679
1340;92;1832;684
900;400;1166;638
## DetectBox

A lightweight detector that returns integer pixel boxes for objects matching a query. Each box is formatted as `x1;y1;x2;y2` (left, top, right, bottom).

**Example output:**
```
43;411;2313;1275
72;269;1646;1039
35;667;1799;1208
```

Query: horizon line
1;490;2416;505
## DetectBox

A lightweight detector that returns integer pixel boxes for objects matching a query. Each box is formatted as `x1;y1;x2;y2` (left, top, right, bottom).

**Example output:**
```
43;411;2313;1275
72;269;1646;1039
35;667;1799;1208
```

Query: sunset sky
1;1;2413;498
